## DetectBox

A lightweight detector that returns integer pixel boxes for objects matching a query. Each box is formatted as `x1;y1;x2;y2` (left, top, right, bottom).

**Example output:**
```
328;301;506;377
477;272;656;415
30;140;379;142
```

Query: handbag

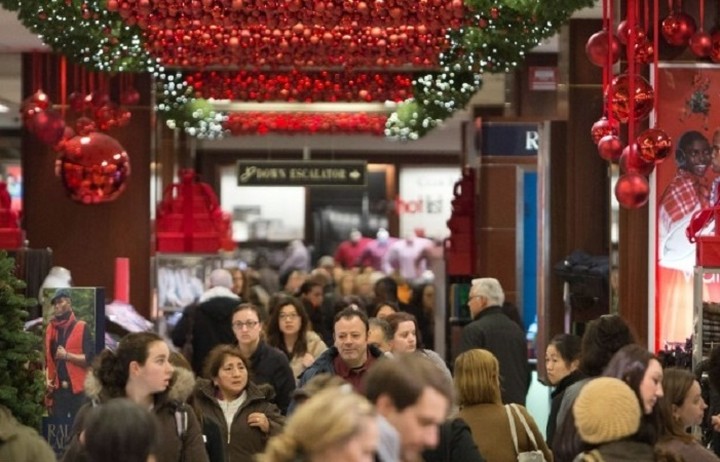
505;403;547;462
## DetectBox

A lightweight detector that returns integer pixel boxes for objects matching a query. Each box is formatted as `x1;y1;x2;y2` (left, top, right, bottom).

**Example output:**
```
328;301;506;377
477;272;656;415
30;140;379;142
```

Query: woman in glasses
231;303;295;415
195;345;284;462
265;295;327;383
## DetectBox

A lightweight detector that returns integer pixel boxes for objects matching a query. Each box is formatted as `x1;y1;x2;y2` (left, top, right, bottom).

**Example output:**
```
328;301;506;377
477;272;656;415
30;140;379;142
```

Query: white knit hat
573;377;641;444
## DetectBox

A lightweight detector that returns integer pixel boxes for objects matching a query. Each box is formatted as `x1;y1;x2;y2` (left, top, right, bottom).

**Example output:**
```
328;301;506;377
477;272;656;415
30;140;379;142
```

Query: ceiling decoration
1;0;593;139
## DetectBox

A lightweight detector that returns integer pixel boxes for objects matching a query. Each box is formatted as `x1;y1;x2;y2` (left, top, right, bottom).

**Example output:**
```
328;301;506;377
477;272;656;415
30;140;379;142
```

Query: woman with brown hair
194;345;284;462
454;349;552;462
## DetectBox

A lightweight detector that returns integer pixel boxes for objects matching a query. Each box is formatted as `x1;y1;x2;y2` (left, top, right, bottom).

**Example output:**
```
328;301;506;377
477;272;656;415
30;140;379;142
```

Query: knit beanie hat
573;377;641;444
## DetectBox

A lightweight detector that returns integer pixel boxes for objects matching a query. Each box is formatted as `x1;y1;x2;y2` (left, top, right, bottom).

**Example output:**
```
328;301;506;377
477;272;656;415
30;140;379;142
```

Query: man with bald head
458;277;530;405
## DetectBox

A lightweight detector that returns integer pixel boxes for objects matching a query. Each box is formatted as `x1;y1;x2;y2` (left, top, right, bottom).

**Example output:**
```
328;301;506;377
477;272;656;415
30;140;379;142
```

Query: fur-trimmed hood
83;366;196;404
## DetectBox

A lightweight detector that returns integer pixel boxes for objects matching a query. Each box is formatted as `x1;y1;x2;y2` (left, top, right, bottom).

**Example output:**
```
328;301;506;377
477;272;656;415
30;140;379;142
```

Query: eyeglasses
279;313;299;320
232;320;259;330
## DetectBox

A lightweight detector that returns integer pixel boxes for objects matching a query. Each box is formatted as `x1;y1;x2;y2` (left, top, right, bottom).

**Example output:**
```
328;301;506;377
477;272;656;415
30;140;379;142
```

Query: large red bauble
620;144;655;176
636;128;672;164
21;89;51;113
615;173;650;208
57;132;131;204
597;135;624;162
690;31;712;58
585;30;621;67
590;117;619;144
661;12;697;46
617;20;630;44
606;74;654;123
30;110;66;146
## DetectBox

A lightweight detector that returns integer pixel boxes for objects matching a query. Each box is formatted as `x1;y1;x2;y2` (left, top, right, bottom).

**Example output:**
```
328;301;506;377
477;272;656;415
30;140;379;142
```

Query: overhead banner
237;160;367;187
654;64;720;350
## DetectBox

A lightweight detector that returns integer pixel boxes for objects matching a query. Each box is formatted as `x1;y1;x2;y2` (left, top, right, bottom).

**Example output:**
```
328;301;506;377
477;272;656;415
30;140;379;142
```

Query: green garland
1;0;593;139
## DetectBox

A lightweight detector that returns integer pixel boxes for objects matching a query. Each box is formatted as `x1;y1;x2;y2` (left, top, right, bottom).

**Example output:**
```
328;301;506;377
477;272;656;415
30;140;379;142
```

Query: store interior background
0;0;658;436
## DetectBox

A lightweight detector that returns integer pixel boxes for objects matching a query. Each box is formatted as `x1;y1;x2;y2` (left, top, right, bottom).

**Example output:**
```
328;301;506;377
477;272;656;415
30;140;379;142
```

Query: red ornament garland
224;112;388;135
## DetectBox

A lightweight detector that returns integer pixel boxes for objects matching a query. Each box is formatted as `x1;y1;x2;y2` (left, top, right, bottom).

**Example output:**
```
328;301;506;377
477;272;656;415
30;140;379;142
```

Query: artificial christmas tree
0;250;45;429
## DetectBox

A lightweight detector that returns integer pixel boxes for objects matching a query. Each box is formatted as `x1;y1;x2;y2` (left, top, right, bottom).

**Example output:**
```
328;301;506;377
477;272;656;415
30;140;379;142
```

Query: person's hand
712;414;720;432
247;412;269;433
46;377;55;391
301;353;315;368
55;346;68;361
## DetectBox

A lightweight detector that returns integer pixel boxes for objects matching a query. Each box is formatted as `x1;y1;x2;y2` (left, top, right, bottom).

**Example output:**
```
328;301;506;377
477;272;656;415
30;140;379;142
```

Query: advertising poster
654;65;720;350
41;287;105;457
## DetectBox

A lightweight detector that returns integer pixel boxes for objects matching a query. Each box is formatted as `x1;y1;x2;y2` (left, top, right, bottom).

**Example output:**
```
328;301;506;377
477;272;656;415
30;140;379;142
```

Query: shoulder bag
505;403;547;462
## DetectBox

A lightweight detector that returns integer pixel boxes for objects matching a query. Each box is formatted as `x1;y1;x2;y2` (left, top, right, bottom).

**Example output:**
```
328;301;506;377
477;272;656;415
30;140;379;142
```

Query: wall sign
237;160;367;187
476;121;540;156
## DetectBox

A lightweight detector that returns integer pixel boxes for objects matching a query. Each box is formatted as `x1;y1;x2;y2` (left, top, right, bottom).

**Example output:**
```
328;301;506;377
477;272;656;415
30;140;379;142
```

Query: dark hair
707;345;720;393
94;332;165;398
364;354;452;411
410;282;434;310
675;130;708;170
83;398;158;462
298;280;323;297
374;277;398;303
549;333;582;366
333;295;367;316
603;344;661;445
580;314;635;377
333;306;369;332
368;317;392;344
266;296;310;359
385;311;423;349
202;344;251;381
368;300;399;318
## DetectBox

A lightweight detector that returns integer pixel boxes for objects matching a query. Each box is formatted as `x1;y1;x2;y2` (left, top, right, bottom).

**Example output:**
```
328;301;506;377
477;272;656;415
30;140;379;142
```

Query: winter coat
61;368;209;462
297;344;386;388
171;288;240;376
194;378;284;462
573;440;656;462
288;330;328;381
248;340;296;415
0;404;56;462
458;305;531;405
547;369;585;445
422;417;486;462
656;437;720;462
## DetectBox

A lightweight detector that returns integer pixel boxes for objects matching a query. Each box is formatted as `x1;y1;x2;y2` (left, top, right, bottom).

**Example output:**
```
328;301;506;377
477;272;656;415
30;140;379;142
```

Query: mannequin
385;231;432;282
333;229;371;269
356;228;396;271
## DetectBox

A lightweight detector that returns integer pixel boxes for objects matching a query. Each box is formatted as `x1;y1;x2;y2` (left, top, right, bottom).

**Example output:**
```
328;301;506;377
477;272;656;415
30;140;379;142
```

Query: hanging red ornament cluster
106;0;456;69
20;57;134;205
107;0;464;30
187;70;413;102
224;112;388;135
586;0;674;209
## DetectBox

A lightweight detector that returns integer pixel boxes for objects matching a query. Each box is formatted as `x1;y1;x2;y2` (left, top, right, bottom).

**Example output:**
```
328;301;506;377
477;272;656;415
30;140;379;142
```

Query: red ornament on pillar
597;135;624;162
606;74;654;123
620;144;655;176
56;132;131;204
585;30;621;67
615;173;650;208
661;10;697;46
590;117;620;144
636;128;672;164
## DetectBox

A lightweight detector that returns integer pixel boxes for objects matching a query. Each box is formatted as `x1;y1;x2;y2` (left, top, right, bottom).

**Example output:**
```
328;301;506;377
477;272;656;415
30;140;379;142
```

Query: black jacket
459;305;530;405
422;418;486;462
547;369;585;445
249;340;296;415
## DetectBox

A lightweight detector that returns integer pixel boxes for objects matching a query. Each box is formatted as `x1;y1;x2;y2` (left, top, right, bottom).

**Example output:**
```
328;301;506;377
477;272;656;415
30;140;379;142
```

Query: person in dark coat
458;277;530;405
194;345;284;462
62;332;209;462
232;303;296;414
171;268;240;376
422;418;486;462
545;333;583;444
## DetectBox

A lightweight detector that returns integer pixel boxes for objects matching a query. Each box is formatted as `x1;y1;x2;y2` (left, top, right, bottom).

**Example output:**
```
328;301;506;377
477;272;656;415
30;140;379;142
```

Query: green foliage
0;251;45;429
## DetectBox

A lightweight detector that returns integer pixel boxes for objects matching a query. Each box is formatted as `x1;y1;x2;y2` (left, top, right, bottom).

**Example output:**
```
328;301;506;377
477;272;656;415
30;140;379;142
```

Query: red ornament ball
57;132;131;204
620;144;655;176
606;74;655;123
661;12;697;47
615;173;650;208
585;30;621;67
590;117;619;144
617;20;630;45
636;128;672;164
75;117;97;136
21;89;51;112
597;135;624;162
30;110;66;146
690;31;712;58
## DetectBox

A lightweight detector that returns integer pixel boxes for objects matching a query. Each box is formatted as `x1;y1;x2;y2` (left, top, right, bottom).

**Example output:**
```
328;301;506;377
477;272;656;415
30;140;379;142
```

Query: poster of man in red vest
44;288;95;420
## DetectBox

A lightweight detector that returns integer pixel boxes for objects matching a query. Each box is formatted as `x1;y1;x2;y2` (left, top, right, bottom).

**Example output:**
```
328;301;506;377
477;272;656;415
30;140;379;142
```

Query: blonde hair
259;387;375;462
454;349;502;406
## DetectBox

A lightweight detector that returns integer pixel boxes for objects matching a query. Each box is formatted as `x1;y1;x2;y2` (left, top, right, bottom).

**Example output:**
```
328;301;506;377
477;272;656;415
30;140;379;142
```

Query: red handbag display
155;169;234;253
